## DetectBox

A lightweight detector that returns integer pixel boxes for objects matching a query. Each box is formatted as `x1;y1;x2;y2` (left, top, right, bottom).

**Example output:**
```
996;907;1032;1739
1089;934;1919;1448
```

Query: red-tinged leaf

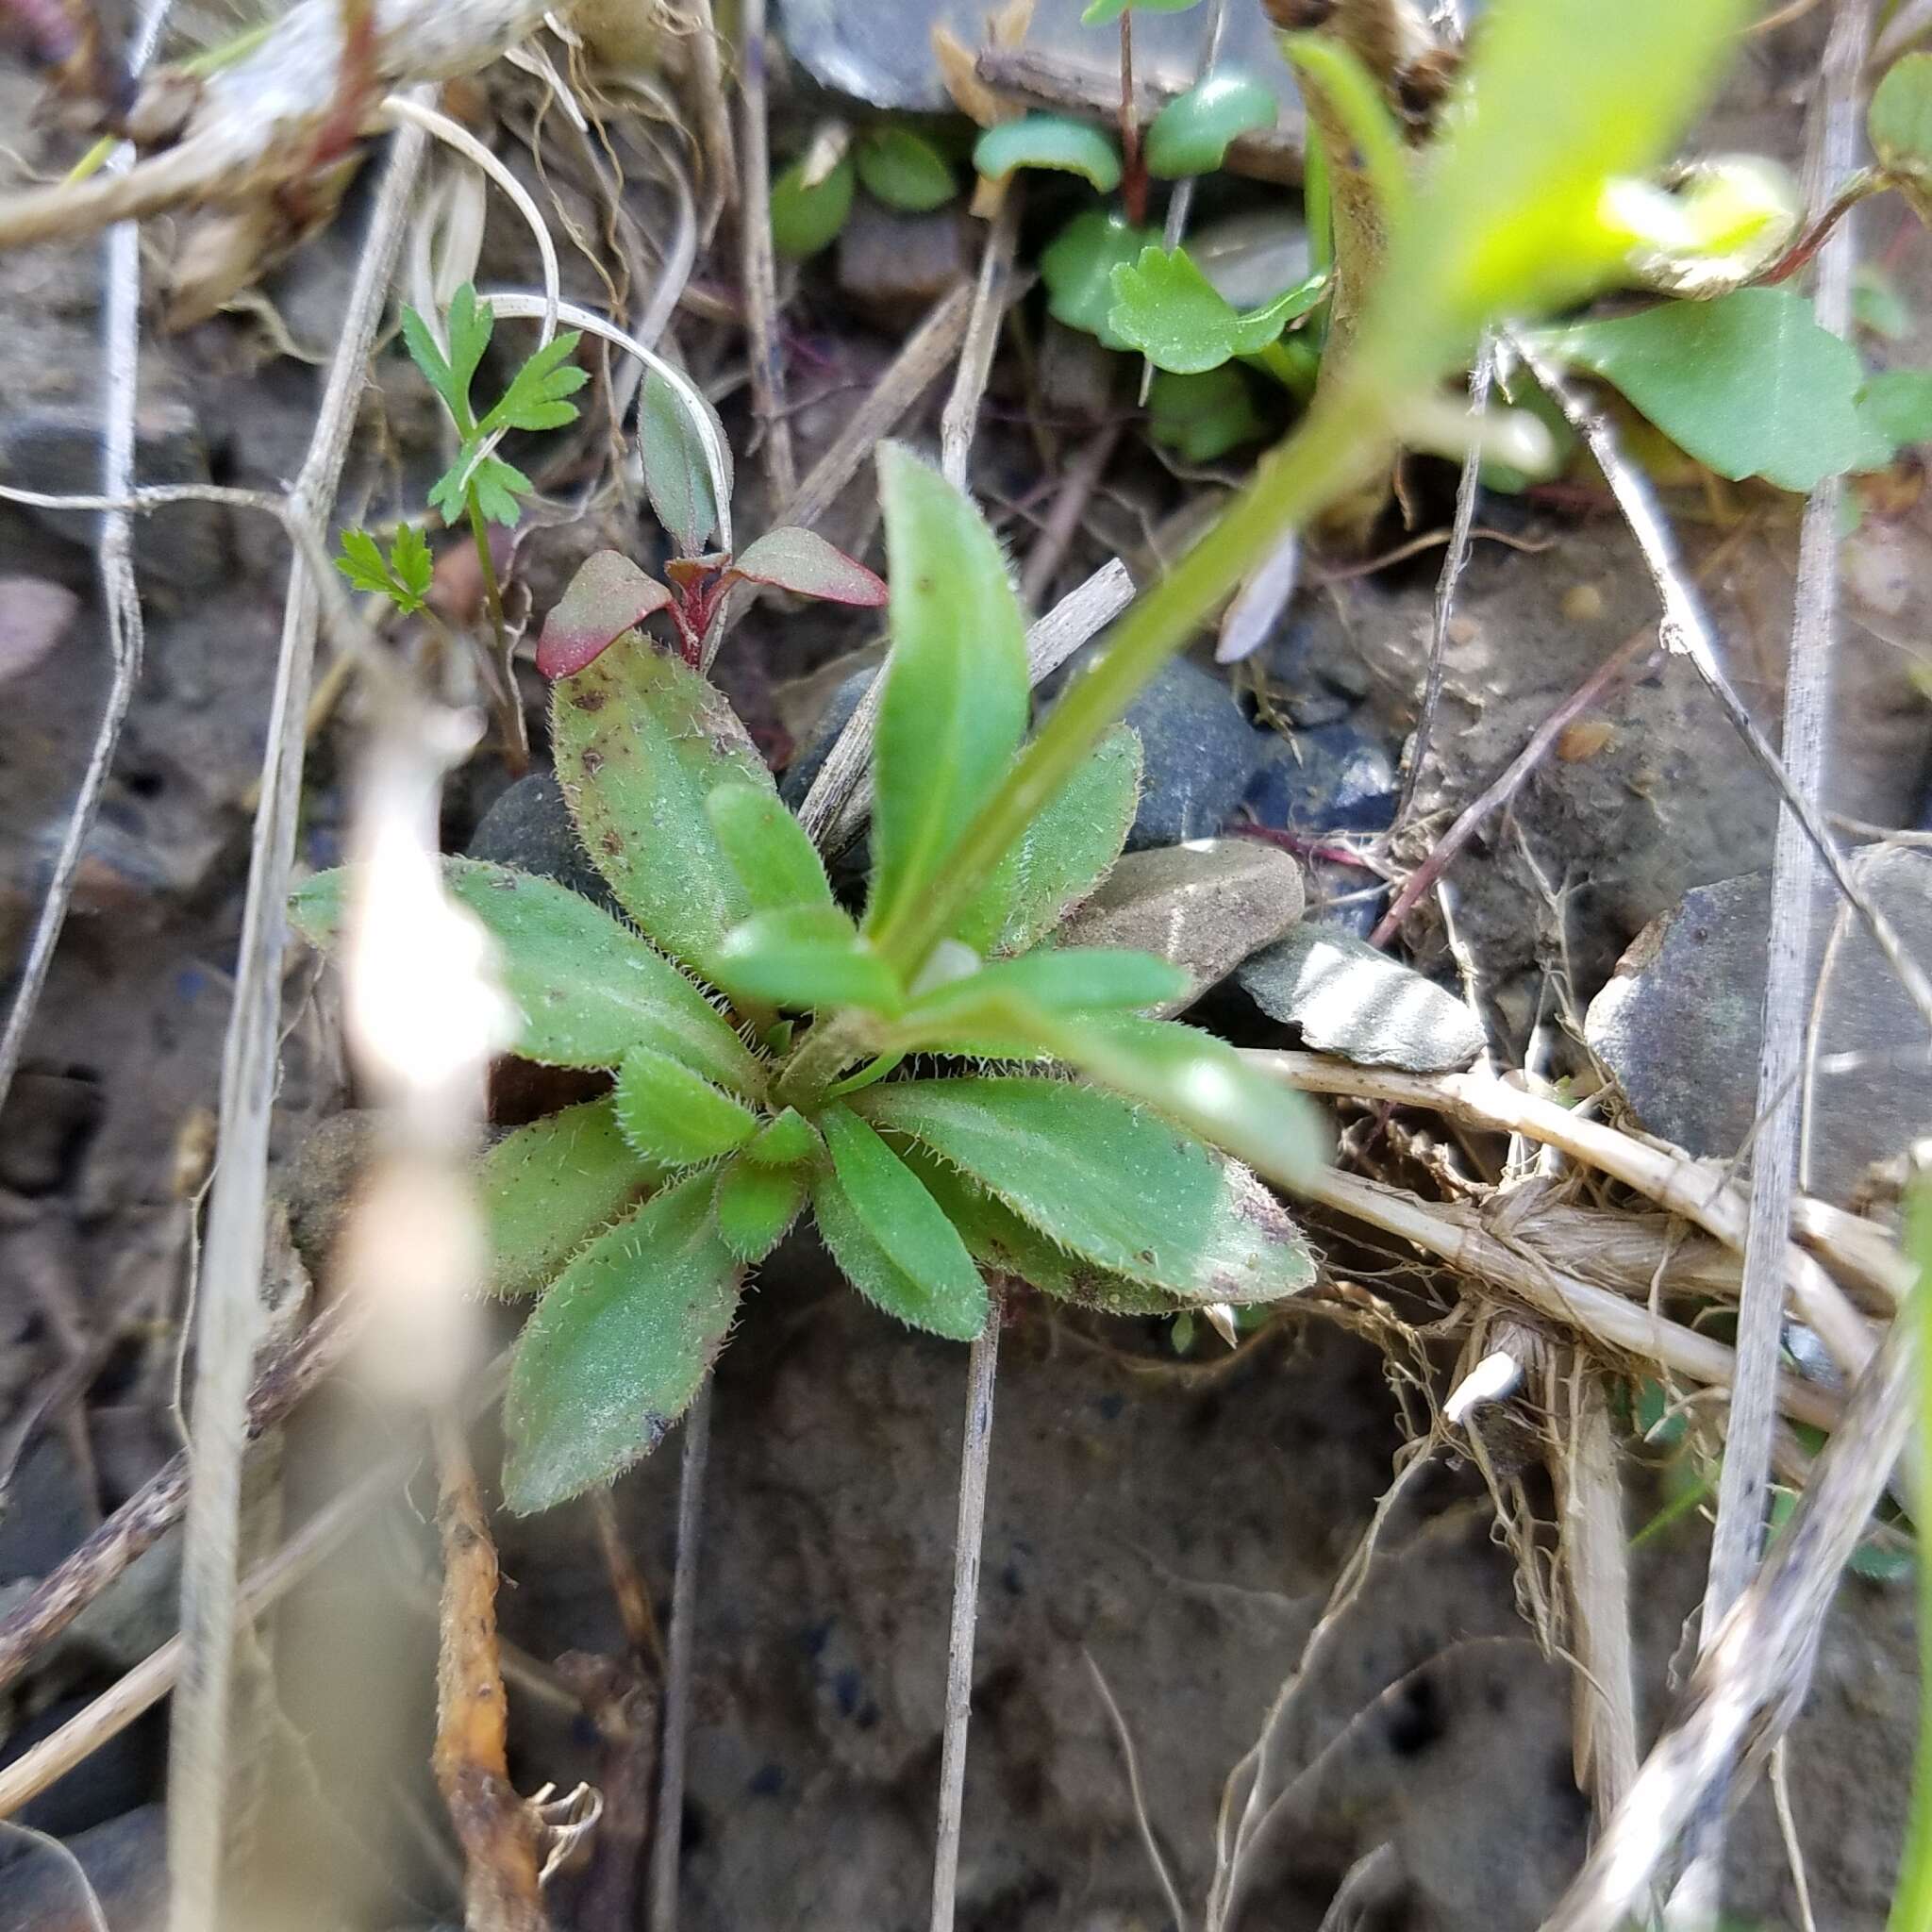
724;527;887;606
538;551;675;678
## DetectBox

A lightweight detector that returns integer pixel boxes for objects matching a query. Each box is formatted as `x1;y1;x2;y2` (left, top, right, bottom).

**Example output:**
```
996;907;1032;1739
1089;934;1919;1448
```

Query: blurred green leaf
856;126;957;210
1858;368;1932;451
1041;208;1158;348
855;1077;1314;1305
504;1174;741;1512
289;858;763;1091
706;783;838;915
813;1105;989;1340
1147;365;1266;460
725;526;887;605
1108;245;1325;375
1535;289;1891;491
480;1097;662;1297
615;1044;762;1166
1146;72;1276;178
898;950;1188;1041
1856;267;1912;341
950;725;1140;958
640;367;732;558
536;550;675;679
1872;53;1932;224
974;114;1123;192
1081;0;1202;23
710;907;904;1014
771;150;856;258
551;642;774;970
865;444;1031;962
713;1157;808;1262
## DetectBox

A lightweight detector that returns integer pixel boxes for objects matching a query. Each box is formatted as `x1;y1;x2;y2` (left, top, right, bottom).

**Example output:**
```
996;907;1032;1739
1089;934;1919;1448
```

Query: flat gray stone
1585;849;1932;1204
1240;925;1486;1071
1054;838;1304;1017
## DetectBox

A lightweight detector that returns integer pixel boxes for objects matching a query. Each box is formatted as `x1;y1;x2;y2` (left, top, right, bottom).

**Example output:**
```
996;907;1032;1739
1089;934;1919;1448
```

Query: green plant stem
464;491;528;773
1242;340;1319;401
773;1012;879;1114
1889;1181;1932;1932
872;384;1386;974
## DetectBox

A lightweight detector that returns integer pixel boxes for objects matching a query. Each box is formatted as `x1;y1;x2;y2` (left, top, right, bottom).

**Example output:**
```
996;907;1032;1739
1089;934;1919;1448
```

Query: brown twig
432;1407;547;1932
1020;423;1123;608
588;1490;667;1678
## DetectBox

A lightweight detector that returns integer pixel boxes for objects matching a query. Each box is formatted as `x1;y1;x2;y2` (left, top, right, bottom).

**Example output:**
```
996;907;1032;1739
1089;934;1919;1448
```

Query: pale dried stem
684;0;738;234
165;113;430;1932
801;558;1136;853
1246;1052;1894;1362
1542;1301;1916;1932
433;1408;547;1932
929;1302;1001;1932
1674;11;1873;1917
646;1377;711;1932
1087;1650;1191;1932
941;189;1025;490
735;0;795;502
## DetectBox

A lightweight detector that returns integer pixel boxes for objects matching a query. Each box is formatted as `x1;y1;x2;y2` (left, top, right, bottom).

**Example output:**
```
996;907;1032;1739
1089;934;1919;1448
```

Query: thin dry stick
1020;423;1124;609
685;0;738;234
1243;1054;1886;1370
930;1301;1001;1932
432;1409;547;1932
1541;1302;1916;1932
1395;342;1492;826
1675;11;1873;1918
1509;335;1932;1038
0;0;173;1121
735;0;796;502
802;558;1136;853
1086;1650;1191;1932
0;1295;365;1695
941;190;1025;489
589;1490;668;1677
164;111;430;1932
646;1377;712;1932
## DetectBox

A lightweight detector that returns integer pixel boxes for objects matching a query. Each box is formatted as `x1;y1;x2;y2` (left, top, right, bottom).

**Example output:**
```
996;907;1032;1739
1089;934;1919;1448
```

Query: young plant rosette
292;445;1322;1514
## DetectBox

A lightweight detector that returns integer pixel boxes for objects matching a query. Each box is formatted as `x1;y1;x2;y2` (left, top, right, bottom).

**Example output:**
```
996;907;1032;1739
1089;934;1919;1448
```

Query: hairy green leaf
537;550;676;679
856;126;957;211
481;1097;661;1297
709;907;903;1014
1041;208;1158;348
503;1174;741;1512
713;1157;808;1262
813;1105;988;1340
950;724;1141;958
1536;289;1890;491
865;444;1030;959
771;151;856;258
1146;72;1277;179
744;1107;824;1166
640;367;733;558
290;858;763;1091
974;114;1123;192
1147;365;1267;461
898;950;1188;1041
615;1045;761;1166
706;783;838;914
855;1077;1313;1304
1108;246;1324;375
724;527;887;605
552;642;774;969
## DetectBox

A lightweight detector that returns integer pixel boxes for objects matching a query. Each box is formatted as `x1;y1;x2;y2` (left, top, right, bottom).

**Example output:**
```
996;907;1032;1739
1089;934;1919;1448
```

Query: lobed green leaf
1108;246;1321;375
854;1077;1314;1305
552;642;774;970
289;858;763;1092
481;329;588;437
615;1045;762;1167
503;1173;742;1512
865;444;1031;961
480;1097;661;1297
812;1105;989;1340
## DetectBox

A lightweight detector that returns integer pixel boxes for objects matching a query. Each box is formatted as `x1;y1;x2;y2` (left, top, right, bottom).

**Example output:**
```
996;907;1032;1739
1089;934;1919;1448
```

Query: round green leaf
856;126;957;211
1145;72;1276;179
1081;0;1205;23
974;114;1123;192
771;151;856;258
1041;208;1159;349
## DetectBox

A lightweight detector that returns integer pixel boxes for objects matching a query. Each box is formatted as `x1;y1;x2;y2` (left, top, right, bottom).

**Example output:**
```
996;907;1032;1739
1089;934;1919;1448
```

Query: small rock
1240;925;1486;1071
780;667;874;813
1036;319;1119;426
1260;597;1375;726
1118;659;1270;851
0;1438;92;1585
280;1110;378;1275
1054;839;1304;1016
1244;722;1398;838
0;578;78;686
1585;850;1932;1204
0;1071;103;1195
466;770;619;917
0;1802;167;1932
1190;208;1312;312
836;201;973;328
0;400;227;589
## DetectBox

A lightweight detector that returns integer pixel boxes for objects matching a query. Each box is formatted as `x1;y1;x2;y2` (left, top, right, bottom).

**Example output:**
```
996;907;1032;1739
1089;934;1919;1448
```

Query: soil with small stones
0;12;1928;1932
